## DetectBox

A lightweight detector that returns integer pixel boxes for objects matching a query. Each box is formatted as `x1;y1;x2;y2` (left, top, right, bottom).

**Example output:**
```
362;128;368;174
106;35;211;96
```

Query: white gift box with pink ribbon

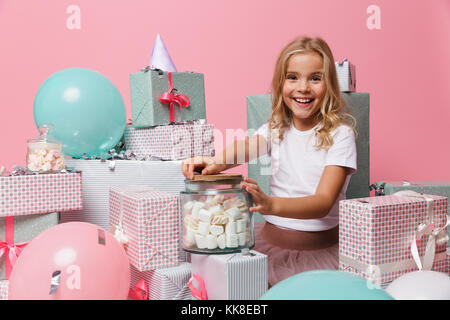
129;262;193;300
190;250;268;300
339;190;449;285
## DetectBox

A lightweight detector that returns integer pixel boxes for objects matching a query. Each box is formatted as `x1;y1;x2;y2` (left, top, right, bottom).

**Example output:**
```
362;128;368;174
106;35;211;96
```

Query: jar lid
190;173;243;184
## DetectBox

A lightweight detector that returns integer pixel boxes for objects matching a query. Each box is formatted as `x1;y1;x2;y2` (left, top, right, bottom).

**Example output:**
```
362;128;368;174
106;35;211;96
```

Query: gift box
0;172;82;216
130;68;206;127
190;250;268;300
109;186;180;271
61;159;188;262
371;180;450;246
339;192;448;285
1;212;59;280
246;93;370;222
0;280;7;300
130;262;193;300
124;123;215;161
335;58;356;92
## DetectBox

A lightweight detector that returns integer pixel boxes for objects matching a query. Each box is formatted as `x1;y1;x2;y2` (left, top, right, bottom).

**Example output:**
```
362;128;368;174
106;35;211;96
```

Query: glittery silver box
0;212;59;280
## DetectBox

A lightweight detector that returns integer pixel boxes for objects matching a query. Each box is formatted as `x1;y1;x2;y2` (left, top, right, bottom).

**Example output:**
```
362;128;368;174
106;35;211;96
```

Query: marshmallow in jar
181;174;254;254
27;123;65;173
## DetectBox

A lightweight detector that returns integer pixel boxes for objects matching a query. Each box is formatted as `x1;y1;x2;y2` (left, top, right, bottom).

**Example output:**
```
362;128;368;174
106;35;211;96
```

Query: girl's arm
243;165;348;219
182;134;268;179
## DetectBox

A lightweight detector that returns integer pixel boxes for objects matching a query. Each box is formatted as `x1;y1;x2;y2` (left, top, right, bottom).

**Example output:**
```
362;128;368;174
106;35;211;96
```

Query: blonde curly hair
269;36;356;149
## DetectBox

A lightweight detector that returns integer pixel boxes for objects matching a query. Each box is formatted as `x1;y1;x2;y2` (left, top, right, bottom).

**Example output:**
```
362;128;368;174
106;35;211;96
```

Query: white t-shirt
254;122;357;232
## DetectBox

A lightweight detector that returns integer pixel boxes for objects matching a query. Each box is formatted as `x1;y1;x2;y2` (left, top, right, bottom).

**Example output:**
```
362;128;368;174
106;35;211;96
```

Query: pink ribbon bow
128;280;149;300
188;272;208;300
160;72;190;123
0;217;28;279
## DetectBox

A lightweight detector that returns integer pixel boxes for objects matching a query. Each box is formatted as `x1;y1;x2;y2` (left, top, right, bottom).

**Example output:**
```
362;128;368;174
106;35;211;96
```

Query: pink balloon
8;222;130;300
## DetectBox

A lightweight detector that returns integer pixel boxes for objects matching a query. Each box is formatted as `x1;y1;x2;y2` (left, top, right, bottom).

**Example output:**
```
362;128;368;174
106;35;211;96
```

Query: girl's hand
181;156;227;180
241;177;274;215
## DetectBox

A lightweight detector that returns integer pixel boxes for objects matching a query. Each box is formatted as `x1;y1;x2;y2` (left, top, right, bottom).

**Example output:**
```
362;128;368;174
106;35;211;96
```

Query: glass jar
180;174;254;254
26;123;65;173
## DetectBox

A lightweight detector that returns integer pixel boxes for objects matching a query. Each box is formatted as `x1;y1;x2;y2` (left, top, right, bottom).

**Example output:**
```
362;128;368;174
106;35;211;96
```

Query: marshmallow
194;234;207;249
238;232;246;246
198;208;212;222
225;207;241;221
184;227;196;246
211;214;229;225
209;204;224;215
236;219;246;233
209;224;224;236
206;234;218;249
217;234;226;249
226;233;239;248
225;221;237;235
197;221;210;235
192;201;205;218
183;201;195;212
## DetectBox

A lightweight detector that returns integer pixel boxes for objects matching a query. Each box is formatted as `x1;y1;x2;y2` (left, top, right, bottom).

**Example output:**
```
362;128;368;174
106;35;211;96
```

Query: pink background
0;0;449;186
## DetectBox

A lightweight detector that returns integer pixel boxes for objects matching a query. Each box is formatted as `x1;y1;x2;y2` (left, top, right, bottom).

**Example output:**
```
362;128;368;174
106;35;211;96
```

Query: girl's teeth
295;98;312;103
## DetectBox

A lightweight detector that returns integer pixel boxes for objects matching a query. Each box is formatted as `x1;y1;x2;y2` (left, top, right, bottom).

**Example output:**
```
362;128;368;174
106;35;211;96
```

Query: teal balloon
33;68;126;158
261;270;394;300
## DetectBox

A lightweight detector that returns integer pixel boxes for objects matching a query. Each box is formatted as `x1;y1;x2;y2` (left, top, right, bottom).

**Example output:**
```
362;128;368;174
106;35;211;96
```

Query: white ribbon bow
393;190;449;271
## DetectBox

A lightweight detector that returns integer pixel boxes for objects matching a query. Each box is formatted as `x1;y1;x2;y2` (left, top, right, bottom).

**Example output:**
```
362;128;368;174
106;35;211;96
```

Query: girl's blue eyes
285;75;322;81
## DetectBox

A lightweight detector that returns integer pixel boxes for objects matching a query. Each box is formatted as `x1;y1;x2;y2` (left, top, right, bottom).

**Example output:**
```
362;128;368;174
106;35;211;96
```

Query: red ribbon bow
188;272;208;300
128;280;149;300
0;217;28;279
160;72;190;122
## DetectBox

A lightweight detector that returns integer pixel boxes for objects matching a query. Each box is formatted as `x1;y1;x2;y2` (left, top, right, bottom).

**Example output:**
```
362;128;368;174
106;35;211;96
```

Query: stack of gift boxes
0;170;83;300
59;36;268;300
334;59;450;287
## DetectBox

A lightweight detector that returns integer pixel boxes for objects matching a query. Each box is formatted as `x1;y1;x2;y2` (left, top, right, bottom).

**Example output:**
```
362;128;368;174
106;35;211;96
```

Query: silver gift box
335;58;356;92
0;212;59;280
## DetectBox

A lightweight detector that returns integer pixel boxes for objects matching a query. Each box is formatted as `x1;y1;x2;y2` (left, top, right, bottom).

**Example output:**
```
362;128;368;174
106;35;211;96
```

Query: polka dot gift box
109;186;180;271
124;123;214;161
0;172;82;217
339;191;448;286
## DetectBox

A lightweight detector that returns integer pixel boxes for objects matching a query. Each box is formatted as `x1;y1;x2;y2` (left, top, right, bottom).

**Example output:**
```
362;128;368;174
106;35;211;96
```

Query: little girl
182;36;357;287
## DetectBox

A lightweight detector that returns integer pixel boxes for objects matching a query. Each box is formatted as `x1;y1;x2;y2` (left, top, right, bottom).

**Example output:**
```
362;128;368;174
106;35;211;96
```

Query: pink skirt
253;222;339;287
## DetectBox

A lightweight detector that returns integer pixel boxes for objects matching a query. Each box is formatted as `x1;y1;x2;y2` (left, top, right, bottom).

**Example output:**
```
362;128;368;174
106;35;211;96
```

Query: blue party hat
150;34;177;72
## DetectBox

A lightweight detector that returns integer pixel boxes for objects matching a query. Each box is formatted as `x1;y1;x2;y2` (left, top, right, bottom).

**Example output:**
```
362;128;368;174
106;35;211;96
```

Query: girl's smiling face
282;52;326;131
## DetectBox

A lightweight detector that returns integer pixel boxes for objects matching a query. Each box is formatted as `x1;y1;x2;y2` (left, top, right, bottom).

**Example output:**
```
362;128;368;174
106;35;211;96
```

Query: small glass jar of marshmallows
26;123;65;173
180;174;254;254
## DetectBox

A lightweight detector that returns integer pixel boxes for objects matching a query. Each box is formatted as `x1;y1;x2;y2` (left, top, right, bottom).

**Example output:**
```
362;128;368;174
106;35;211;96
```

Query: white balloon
386;270;450;300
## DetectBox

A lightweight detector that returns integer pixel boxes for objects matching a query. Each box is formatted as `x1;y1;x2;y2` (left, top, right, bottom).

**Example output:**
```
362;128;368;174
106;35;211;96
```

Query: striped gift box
190;250;268;300
335;58;356;92
339;193;448;284
124;123;214;161
109;186;180;271
130;262;193;300
0;280;7;300
0;172;82;216
61;159;188;262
